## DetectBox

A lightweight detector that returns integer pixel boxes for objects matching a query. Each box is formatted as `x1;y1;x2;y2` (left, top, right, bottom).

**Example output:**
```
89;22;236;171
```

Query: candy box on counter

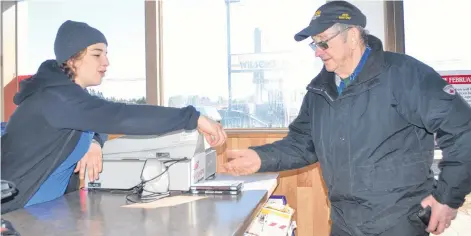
245;202;295;236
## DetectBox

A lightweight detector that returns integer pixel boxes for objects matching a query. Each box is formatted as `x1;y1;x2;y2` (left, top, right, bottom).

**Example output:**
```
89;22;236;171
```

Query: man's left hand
74;142;103;182
421;195;458;235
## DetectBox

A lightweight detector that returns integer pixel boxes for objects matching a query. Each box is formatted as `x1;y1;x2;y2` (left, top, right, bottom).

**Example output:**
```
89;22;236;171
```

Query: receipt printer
84;130;217;192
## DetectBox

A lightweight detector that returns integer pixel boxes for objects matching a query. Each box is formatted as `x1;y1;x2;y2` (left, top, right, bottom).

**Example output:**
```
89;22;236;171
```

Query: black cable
125;159;187;204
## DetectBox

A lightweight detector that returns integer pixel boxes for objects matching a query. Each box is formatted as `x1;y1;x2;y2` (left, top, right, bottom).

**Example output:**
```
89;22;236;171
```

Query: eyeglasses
309;27;352;51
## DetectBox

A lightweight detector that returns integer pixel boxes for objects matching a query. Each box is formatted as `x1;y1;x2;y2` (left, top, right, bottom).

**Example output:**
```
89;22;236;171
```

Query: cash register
84;130;217;198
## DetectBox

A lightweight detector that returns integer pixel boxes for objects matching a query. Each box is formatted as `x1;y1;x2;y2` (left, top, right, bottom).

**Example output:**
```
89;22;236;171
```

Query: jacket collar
307;35;387;100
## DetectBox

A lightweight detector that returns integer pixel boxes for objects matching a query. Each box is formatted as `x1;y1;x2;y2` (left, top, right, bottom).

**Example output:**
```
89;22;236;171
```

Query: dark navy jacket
1;60;200;214
252;35;471;235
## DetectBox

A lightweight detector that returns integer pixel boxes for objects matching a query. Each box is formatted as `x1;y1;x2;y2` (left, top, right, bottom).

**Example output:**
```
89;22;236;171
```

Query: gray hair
332;23;369;45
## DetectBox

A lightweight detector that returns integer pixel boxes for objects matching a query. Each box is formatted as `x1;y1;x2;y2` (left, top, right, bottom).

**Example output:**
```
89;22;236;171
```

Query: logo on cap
312;10;321;20
339;13;351;20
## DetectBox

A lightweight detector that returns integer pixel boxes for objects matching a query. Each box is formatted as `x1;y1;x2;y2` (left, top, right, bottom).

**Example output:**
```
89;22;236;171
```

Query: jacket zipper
307;85;334;102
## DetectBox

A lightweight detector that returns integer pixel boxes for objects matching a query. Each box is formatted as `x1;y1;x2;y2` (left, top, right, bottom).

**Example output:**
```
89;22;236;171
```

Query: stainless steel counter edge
1;177;277;236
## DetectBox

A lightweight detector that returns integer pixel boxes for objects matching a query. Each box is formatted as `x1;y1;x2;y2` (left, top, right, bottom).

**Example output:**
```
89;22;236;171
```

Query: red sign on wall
442;74;471;84
440;71;471;107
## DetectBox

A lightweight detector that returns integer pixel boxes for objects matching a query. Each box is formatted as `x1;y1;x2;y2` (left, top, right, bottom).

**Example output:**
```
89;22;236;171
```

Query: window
162;0;387;129
347;1;385;44
404;1;471;107
16;0;146;104
162;0;324;128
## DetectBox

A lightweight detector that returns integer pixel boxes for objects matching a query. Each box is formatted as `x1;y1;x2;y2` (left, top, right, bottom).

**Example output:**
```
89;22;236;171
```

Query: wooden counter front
215;131;331;236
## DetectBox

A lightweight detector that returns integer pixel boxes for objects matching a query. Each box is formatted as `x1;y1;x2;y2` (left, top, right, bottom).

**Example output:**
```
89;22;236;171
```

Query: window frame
383;1;405;53
1;0;19;122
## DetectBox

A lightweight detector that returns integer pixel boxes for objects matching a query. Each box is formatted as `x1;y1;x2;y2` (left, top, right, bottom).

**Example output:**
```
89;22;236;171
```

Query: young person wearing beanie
1;20;227;213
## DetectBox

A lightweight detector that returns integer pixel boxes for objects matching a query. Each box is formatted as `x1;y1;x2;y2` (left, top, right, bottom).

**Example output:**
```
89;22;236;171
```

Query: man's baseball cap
294;1;366;42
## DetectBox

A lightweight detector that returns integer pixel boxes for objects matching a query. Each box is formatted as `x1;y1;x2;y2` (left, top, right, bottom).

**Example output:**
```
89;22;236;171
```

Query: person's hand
421;195;458;235
74;142;103;182
220;149;261;176
197;115;227;147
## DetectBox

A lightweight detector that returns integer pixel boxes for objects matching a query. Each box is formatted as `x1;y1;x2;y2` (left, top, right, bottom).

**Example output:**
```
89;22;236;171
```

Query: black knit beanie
54;20;108;64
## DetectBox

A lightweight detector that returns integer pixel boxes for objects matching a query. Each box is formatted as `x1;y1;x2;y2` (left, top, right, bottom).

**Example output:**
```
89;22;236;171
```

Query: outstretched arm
42;86;200;135
250;94;318;172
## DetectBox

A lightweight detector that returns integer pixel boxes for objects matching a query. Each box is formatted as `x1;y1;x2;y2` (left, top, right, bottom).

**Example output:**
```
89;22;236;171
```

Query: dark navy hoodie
1;60;200;213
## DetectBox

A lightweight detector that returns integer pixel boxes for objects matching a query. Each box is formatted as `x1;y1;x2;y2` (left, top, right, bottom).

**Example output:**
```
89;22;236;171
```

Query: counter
1;173;279;236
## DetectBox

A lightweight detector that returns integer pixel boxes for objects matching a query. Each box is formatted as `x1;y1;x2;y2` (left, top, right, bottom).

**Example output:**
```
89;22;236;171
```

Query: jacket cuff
249;146;278;172
93;133;106;148
184;106;201;130
432;180;465;209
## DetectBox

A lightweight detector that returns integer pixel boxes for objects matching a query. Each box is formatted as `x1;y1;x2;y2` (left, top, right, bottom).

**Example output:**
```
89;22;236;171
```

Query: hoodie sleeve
41;86;200;135
93;132;107;147
392;66;471;209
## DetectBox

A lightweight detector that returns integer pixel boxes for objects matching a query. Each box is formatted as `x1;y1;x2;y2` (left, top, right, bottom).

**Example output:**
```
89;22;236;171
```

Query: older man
222;1;471;236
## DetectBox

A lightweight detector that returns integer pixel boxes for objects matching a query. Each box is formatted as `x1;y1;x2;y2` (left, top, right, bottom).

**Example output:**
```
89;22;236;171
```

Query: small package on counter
245;202;295;236
266;195;287;205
